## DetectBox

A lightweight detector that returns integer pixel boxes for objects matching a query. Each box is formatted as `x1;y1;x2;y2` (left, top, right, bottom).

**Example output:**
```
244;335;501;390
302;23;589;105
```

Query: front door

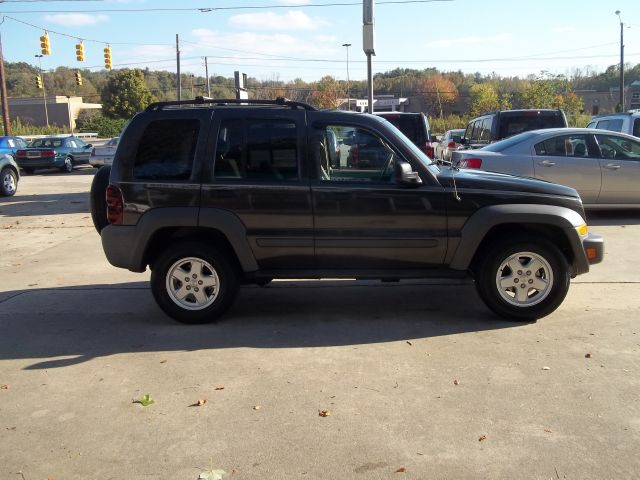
310;122;447;270
594;133;640;205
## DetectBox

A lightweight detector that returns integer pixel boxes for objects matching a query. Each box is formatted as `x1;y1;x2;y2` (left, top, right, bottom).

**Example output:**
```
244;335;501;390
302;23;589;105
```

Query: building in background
8;96;101;130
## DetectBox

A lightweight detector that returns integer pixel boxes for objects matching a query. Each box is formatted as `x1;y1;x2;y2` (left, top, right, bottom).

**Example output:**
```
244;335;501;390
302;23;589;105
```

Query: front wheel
151;242;240;324
61;156;73;173
475;240;571;321
1;167;18;196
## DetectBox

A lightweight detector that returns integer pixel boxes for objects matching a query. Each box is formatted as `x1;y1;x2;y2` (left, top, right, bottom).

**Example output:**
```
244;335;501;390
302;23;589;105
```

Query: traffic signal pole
0;32;12;136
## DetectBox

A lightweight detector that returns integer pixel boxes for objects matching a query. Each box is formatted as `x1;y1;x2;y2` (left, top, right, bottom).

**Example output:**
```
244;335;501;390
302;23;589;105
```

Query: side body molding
198;208;259;272
448;204;587;272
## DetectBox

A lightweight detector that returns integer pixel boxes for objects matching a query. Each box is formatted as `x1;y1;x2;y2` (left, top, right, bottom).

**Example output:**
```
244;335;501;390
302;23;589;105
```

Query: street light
34;54;49;127
342;43;351;111
615;10;624;111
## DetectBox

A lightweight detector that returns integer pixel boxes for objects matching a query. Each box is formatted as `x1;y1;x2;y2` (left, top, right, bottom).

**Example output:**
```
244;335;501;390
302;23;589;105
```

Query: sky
1;0;639;84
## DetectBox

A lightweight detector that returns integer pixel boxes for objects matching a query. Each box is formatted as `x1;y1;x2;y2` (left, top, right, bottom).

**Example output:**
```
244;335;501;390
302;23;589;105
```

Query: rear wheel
151;242;240;324
61;156;73;173
475;239;570;321
1;167;18;196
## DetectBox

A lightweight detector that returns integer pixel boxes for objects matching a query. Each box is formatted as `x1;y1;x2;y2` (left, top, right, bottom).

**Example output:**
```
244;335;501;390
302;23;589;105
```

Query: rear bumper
17;157;63;169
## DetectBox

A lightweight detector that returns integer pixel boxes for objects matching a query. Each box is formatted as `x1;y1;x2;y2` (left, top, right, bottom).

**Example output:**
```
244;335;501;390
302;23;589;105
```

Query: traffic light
35;75;43;89
103;46;112;70
75;71;83;86
75;42;85;62
40;33;51;55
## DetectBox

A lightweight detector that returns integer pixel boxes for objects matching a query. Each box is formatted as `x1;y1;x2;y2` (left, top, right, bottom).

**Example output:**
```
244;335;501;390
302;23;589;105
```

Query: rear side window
595;119;624;133
133;119;198;180
633;118;640;137
534;134;590;157
498;112;566;140
214;118;299;181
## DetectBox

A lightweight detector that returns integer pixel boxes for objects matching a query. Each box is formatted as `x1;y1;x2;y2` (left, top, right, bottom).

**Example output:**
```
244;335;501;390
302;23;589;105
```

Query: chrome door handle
539;160;556;166
604;163;621;170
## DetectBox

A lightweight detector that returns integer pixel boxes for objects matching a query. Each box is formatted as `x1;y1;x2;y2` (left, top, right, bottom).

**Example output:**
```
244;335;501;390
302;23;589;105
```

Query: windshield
482;131;538;152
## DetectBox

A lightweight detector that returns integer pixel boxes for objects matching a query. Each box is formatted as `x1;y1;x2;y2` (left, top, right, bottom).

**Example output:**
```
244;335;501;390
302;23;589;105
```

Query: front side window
595;134;640;160
314;125;395;184
534;134;590;157
214;118;299;181
133;119;199;180
633;119;640;138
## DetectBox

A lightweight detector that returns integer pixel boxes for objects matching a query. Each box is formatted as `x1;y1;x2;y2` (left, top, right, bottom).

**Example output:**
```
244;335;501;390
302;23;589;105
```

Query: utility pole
204;56;211;98
615;10;625;111
176;34;181;101
342;43;351;111
363;0;375;113
0;32;11;135
35;54;49;127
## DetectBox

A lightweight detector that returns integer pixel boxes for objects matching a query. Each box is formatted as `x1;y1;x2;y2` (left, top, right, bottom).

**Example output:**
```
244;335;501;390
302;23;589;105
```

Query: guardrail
20;132;99;142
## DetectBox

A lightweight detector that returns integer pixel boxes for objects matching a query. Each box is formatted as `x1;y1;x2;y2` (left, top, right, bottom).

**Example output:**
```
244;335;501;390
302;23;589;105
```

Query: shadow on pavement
586;209;640;226
0;192;90;216
0;280;522;369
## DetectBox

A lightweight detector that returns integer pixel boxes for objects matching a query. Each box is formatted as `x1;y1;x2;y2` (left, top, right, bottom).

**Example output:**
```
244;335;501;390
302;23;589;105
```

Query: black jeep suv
92;97;603;324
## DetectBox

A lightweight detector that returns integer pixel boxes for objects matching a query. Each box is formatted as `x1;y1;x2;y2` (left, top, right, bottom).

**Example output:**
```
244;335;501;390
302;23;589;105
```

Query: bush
76;111;127;137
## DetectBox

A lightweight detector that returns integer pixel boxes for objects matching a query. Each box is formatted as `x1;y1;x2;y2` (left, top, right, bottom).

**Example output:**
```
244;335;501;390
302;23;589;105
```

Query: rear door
532;133;602;203
594;133;640;204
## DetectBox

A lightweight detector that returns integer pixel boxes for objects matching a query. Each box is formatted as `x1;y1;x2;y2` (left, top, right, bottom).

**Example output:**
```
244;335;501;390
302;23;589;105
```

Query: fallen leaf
198;469;226;480
318;409;331;417
406;341;412;346
478;435;487;442
453;379;459;385
215;387;225;390
396;467;406;473
190;399;207;407
6;426;16;430
134;394;154;407
542;366;551;371
585;353;592;358
159;360;167;364
253;405;261;410
0;384;8;389
544;428;552;433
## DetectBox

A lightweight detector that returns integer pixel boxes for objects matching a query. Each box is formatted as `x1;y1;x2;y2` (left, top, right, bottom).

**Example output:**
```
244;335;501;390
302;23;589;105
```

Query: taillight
461;158;483;169
106;184;124;225
447;141;457;148
16;150;26;158
422;143;435;158
42;150;56;158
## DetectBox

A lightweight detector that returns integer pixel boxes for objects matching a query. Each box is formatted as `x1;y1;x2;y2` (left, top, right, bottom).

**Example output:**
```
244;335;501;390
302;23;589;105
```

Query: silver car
452;128;640;208
89;137;119;167
434;129;464;162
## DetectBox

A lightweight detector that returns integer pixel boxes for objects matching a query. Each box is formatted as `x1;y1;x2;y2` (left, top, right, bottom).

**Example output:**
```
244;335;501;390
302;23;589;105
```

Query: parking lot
1;169;639;479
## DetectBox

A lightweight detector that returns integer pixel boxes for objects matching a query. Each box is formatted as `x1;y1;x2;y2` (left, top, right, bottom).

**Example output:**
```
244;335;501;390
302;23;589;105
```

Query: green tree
469;83;500;116
518;80;556;109
310;76;344;109
101;69;156;119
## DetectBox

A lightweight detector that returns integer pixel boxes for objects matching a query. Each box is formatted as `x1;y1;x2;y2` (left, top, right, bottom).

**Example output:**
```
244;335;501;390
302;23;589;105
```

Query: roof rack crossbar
146;96;316;112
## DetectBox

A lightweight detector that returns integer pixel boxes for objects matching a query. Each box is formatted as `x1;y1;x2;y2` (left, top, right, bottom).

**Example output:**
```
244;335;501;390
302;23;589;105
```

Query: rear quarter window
133;119;199;180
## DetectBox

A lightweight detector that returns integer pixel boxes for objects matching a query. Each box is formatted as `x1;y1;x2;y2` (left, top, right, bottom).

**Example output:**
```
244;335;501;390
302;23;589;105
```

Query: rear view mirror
395;160;422;187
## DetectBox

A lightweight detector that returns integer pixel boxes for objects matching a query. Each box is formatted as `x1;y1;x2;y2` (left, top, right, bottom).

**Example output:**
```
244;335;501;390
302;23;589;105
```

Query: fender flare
449;204;587;272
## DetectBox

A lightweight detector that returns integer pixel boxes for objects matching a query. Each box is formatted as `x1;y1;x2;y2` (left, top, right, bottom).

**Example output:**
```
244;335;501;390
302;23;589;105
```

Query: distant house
8;96;101;129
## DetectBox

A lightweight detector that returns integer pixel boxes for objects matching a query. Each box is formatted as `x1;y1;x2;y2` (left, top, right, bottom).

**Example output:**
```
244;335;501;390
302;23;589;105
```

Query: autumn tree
310;76;344;109
469;83;500;116
418;74;458;115
101;69;156;119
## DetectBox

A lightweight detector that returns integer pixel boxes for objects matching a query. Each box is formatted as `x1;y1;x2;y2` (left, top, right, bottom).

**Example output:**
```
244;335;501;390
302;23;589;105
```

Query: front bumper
583;232;604;265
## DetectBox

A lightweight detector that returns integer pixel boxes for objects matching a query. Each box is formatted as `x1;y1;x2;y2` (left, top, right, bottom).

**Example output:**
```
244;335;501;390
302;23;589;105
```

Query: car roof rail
145;96;317;112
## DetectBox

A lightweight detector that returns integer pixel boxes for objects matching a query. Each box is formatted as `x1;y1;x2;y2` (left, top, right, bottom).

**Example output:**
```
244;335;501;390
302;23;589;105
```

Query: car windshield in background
107;137;119;146
482;131;538;152
28;138;64;148
498;113;565;139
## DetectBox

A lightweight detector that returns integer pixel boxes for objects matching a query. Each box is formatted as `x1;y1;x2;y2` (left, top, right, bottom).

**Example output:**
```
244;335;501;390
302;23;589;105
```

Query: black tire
61;156;73;173
23;167;35;175
475;239;570;321
90;165;111;233
1;167;18;197
150;242;240;324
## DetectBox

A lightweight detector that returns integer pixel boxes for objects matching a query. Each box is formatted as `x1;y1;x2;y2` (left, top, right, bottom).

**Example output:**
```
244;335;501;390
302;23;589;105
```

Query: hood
437;167;580;199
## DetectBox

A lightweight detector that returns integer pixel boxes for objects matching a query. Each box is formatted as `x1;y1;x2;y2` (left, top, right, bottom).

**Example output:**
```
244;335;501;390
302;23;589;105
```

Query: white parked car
89;137;119;167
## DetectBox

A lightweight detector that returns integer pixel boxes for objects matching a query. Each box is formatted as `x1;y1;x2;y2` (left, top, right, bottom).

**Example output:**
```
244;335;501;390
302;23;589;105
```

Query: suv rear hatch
497;110;567;140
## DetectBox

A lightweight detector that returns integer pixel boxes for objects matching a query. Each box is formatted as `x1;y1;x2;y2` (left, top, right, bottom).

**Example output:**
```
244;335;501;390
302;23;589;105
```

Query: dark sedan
16;136;93;173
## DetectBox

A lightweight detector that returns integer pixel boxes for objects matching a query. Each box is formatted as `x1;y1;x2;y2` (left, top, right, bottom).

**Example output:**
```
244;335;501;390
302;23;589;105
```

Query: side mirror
395;160;422;187
85;144;93;149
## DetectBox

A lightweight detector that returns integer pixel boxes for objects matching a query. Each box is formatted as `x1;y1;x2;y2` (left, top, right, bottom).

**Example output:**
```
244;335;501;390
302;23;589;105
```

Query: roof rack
145;96;316;112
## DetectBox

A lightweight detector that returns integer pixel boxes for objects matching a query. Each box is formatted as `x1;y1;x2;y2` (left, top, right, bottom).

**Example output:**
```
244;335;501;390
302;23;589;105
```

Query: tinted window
498;112;566;140
378;114;426;145
479;118;492;142
534;134;591;157
595;134;640;160
133;119;198;180
633;119;640;138
483;131;538;152
595;119;623;133
214;119;298;181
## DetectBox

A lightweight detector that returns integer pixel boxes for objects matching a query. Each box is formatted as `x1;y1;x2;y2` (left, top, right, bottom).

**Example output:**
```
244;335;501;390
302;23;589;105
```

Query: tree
101;69;156;119
418;74;458;115
518;80;557;109
310;76;344;109
469;83;500;116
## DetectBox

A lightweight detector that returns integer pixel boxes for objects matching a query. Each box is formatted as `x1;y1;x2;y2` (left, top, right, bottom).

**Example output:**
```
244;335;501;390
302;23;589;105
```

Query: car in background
452;127;640;208
461;109;568;149
376;112;435;158
0;153;20;196
434;128;465;163
89;137;119;167
15;136;93;173
0;136;28;160
586;111;640;138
